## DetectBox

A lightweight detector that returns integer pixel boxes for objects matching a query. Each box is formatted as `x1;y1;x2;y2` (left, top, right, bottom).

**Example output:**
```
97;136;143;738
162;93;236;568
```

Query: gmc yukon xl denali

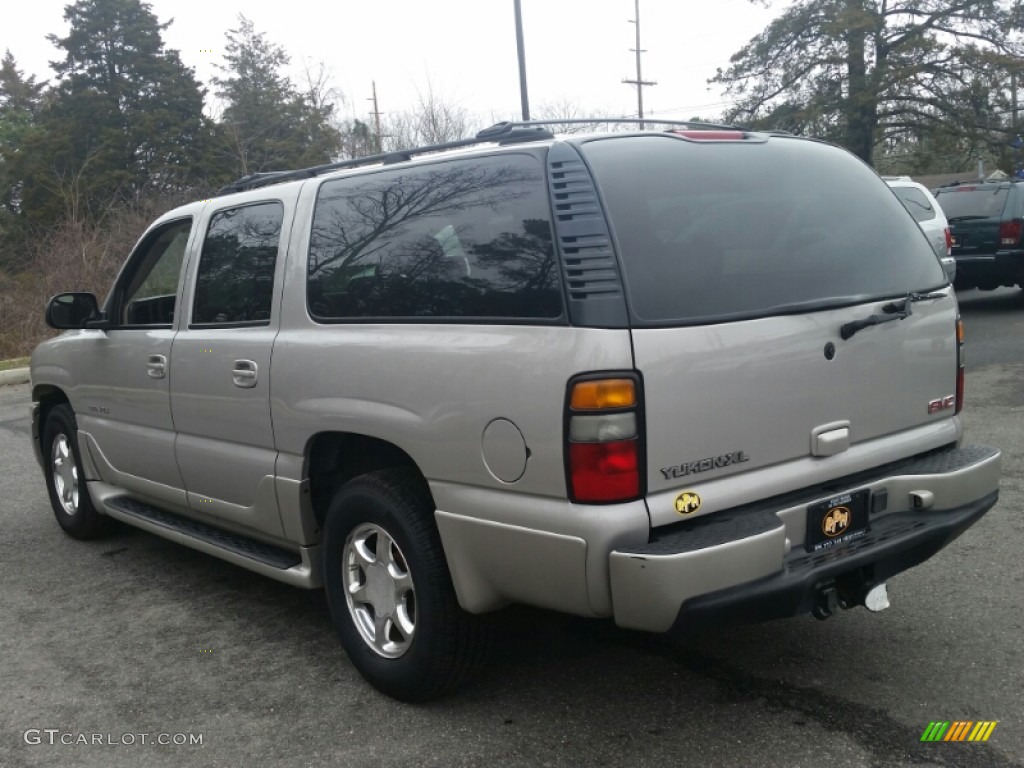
30;121;1002;700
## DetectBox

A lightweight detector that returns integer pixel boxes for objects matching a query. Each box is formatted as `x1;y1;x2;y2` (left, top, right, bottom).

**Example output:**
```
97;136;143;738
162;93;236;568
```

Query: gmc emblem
928;395;956;414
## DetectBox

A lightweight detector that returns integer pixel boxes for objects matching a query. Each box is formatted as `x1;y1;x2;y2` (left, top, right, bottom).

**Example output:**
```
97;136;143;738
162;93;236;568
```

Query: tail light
944;227;953;255
999;219;1022;246
565;374;643;503
955;316;964;414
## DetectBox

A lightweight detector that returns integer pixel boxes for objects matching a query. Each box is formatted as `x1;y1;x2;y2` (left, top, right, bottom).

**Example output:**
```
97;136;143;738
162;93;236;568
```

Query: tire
322;468;490;701
41;404;110;540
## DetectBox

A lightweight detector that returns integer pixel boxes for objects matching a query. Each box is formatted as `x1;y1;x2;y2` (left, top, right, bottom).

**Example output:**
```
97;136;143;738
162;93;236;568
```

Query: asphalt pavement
1;287;1022;768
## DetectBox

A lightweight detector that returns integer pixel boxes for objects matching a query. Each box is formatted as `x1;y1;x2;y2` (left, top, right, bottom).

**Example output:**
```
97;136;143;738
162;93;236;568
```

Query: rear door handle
232;359;258;388
146;354;167;379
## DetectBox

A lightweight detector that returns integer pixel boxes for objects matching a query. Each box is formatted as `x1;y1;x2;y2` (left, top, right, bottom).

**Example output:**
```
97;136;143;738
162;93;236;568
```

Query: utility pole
622;0;656;129
368;81;383;153
1013;69;1021;176
514;0;530;120
1011;0;1019;176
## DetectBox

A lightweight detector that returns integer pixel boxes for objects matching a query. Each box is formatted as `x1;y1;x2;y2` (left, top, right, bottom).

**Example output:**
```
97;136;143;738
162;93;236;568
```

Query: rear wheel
322;469;490;701
42;404;110;539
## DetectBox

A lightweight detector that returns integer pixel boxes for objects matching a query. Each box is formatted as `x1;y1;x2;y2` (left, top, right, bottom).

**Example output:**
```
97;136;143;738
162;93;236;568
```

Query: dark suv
933;179;1024;290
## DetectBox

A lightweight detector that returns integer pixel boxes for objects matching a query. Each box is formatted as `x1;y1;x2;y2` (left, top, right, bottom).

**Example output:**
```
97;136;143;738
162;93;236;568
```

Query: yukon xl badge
660;451;749;480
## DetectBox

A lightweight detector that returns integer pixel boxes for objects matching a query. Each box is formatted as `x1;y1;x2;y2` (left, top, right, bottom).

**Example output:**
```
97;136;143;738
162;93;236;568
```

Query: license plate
805;489;870;552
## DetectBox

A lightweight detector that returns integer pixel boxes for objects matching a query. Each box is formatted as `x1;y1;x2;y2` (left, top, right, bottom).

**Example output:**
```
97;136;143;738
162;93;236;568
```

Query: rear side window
891;186;936;222
581;136;945;325
933;187;1009;220
307;154;562;321
192;202;283;326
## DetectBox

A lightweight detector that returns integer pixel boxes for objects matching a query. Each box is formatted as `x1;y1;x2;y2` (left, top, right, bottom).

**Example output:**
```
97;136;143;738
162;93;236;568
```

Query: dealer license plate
805;489;870;552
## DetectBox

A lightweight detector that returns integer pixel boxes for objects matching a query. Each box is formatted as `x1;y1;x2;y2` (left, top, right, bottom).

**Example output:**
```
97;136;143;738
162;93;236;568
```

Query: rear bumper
609;444;1000;632
953;251;1024;286
668;495;994;633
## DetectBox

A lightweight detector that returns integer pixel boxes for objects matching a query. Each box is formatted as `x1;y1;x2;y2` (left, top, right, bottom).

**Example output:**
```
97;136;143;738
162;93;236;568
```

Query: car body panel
633;290;960;515
167;191;299;539
270;324;635;500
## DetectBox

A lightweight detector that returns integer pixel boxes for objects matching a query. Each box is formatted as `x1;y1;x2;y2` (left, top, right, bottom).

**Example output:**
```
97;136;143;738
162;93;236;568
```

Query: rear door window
933;187;1009;220
891;186;936;222
192;202;283;326
580;135;945;325
307;154;563;321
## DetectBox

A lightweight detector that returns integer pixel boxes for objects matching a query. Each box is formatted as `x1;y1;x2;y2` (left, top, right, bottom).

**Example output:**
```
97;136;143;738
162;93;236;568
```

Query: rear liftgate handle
811;421;850;457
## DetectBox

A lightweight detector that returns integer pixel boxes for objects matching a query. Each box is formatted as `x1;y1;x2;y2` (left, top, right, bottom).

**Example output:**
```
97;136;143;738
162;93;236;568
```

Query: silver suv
31;121;1001;700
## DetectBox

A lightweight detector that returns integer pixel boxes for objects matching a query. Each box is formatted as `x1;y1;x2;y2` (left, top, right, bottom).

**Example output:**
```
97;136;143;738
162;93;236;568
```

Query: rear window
307;154;562;322
890;186;937;222
581;136;945;325
933;186;1009;221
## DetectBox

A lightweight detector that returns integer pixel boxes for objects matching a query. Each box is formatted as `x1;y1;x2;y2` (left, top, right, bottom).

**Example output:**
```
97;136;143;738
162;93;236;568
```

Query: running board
98;493;321;588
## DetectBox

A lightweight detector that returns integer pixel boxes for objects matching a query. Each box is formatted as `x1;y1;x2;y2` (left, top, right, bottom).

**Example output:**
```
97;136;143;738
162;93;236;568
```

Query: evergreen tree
213;16;342;175
0;51;47;260
15;0;213;227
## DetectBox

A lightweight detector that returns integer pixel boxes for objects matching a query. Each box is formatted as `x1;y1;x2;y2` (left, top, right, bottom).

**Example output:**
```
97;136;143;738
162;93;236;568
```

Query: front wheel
322;469;490;701
41;404;110;539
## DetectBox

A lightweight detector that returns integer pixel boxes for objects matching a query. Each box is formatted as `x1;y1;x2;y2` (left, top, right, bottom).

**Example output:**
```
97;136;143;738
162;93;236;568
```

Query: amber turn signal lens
956;318;964;344
570;379;636;410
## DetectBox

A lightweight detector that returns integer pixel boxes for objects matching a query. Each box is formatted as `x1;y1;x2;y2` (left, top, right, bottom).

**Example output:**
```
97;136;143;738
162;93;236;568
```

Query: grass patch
0;356;30;372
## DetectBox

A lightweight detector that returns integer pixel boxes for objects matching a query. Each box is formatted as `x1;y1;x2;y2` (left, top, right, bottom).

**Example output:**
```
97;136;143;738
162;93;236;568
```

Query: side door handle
146;354;167;379
232;359;258;389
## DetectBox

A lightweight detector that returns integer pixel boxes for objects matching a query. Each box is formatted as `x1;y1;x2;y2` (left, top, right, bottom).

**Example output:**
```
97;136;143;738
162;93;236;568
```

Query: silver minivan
31;122;1001;700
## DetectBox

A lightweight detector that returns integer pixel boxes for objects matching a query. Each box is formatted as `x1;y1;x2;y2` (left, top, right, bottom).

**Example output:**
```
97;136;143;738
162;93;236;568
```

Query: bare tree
532;98;607;134
301;58;345;115
383;85;475;151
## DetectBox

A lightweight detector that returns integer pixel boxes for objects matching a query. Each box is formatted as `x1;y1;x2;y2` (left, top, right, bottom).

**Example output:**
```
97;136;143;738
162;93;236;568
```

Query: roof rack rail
215;123;557;196
479;117;748;134
214;118;755;196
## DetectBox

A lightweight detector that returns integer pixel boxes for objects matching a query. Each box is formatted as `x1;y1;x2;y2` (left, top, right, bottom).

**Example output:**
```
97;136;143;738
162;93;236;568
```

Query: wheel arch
34;383;70;411
32;385;71;464
305;431;432;530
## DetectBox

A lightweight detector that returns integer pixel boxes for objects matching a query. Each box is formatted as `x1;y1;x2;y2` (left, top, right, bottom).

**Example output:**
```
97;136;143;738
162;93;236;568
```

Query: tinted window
307;154;562;321
581;136;945;325
120;218;192;326
891;186;936;222
193;202;283;325
933;187;1009;220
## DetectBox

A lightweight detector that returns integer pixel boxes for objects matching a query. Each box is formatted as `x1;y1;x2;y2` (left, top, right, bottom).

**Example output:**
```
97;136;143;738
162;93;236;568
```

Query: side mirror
45;292;102;329
940;256;956;283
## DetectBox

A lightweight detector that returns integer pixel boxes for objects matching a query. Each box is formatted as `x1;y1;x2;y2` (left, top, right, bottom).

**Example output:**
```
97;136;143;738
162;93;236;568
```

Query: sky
2;0;782;126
